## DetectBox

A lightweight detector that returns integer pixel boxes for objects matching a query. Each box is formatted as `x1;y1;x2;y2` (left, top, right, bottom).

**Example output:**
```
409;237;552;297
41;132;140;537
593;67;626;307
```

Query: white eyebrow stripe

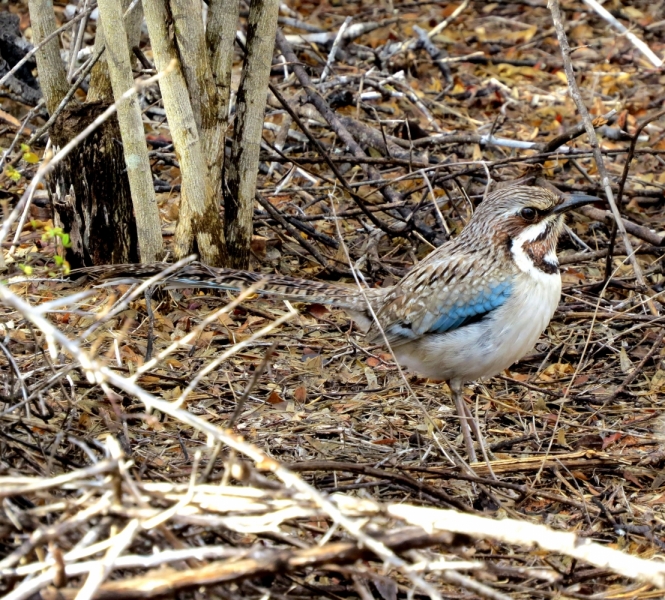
513;218;549;244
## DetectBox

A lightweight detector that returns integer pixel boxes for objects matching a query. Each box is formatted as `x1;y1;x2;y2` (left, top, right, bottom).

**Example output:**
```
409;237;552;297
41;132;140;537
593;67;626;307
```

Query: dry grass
3;0;665;598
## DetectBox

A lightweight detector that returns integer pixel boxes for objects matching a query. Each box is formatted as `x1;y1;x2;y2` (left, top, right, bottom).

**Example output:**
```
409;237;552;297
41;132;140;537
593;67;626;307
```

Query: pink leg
449;379;477;463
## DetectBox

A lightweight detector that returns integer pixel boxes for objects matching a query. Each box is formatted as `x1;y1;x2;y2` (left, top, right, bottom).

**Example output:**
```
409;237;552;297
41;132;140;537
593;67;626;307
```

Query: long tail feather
75;262;388;330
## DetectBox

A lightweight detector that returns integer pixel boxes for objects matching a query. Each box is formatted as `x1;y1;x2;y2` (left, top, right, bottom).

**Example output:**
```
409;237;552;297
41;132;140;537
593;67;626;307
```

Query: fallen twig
581;0;663;67
549;0;658;315
26;528;460;600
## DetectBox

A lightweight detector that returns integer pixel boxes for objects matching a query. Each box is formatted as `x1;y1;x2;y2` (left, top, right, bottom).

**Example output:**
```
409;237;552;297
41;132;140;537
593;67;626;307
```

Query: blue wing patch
429;279;512;334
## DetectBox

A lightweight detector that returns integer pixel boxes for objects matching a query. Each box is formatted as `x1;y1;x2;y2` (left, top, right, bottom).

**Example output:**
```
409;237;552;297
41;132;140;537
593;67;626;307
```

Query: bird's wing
366;252;514;346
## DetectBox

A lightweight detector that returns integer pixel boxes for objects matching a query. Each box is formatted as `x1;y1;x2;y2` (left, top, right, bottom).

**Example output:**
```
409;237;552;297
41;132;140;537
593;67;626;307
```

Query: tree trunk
28;0;68;114
169;0;227;213
29;0;144;267
88;0;144;103
48;103;139;266
143;0;225;266
206;0;239;220
96;0;163;262
224;0;279;268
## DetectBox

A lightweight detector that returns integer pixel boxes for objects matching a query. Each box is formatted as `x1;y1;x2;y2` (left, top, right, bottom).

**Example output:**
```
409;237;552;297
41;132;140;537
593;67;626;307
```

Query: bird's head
465;185;600;274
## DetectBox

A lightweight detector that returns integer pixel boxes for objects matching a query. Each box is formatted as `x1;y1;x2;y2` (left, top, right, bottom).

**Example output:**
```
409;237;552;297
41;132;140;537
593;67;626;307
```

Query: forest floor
2;0;665;598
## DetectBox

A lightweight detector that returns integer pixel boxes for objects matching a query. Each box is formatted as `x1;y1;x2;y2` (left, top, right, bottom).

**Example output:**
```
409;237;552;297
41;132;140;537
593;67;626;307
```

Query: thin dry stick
428;0;469;38
21;529;458;600
0;493;114;576
616;108;665;204
80;257;196;341
228;340;277;427
255;192;339;272
275;30;415;236
581;0;663;67
172;307;297;408
535;253;634;486
389;503;665;589
75;519;140;600
0;285;444;600
66;0;91;81
548;0;657;316
10;545;245;578
0;460;118;499
320;16;352;83
7;139;52;258
442;570;512;600
0;4;97;89
0;67;171;248
135;278;274;380
605;328;665;403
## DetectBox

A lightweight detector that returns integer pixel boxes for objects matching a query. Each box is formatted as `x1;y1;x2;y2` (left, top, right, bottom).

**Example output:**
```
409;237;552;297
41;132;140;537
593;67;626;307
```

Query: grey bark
28;0;69;114
206;0;239;192
96;0;163;262
169;0;227;209
224;0;279;268
168;0;212;130
143;0;225;266
88;0;144;102
29;0;142;267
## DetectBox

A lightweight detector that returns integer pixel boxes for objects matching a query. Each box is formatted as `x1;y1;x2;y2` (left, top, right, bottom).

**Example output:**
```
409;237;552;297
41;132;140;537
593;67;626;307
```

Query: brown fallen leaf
266;390;284;405
0;108;21;128
602;432;623;450
372;438;399;445
294;385;307;403
307;303;329;319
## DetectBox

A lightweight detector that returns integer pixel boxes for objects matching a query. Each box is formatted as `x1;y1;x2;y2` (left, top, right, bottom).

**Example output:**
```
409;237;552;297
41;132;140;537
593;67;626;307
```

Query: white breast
392;271;561;384
486;270;561;374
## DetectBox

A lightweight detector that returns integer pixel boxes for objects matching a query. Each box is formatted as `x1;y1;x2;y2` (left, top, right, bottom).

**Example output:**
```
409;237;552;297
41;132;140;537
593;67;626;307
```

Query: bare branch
548;0;657;314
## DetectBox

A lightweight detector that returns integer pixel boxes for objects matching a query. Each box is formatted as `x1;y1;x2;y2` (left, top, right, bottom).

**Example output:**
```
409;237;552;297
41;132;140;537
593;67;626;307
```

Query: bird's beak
552;193;601;214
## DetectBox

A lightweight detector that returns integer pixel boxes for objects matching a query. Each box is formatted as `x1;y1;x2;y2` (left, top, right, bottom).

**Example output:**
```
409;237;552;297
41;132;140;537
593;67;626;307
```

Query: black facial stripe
532;219;553;244
525;246;559;275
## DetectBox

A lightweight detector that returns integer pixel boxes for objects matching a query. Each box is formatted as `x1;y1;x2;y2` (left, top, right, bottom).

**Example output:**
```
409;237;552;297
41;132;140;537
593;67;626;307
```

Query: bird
78;185;599;462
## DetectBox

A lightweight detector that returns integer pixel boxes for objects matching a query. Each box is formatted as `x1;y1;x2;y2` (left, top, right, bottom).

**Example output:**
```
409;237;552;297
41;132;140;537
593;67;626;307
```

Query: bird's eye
520;207;537;222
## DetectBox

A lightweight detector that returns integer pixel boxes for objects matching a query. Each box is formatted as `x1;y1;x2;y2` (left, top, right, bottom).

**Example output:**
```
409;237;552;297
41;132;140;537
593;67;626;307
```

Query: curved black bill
553;193;601;214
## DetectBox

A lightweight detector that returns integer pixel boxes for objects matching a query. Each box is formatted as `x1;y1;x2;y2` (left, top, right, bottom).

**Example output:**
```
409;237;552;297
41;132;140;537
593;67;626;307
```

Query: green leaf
5;165;20;182
22;151;39;164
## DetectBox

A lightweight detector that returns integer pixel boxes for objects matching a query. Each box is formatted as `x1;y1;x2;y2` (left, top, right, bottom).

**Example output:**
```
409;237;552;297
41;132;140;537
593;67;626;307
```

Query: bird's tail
74;262;386;330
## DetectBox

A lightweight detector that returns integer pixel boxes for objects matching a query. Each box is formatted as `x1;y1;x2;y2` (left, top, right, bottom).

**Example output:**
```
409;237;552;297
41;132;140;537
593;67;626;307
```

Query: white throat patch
510;220;558;279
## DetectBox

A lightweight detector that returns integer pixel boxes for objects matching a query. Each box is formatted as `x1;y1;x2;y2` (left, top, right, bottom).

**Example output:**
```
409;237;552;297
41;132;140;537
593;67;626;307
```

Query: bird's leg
449;379;477;463
462;400;495;465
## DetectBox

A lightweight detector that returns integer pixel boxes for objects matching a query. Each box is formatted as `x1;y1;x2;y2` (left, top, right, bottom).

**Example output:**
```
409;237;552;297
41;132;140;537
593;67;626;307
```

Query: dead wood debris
2;1;665;598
